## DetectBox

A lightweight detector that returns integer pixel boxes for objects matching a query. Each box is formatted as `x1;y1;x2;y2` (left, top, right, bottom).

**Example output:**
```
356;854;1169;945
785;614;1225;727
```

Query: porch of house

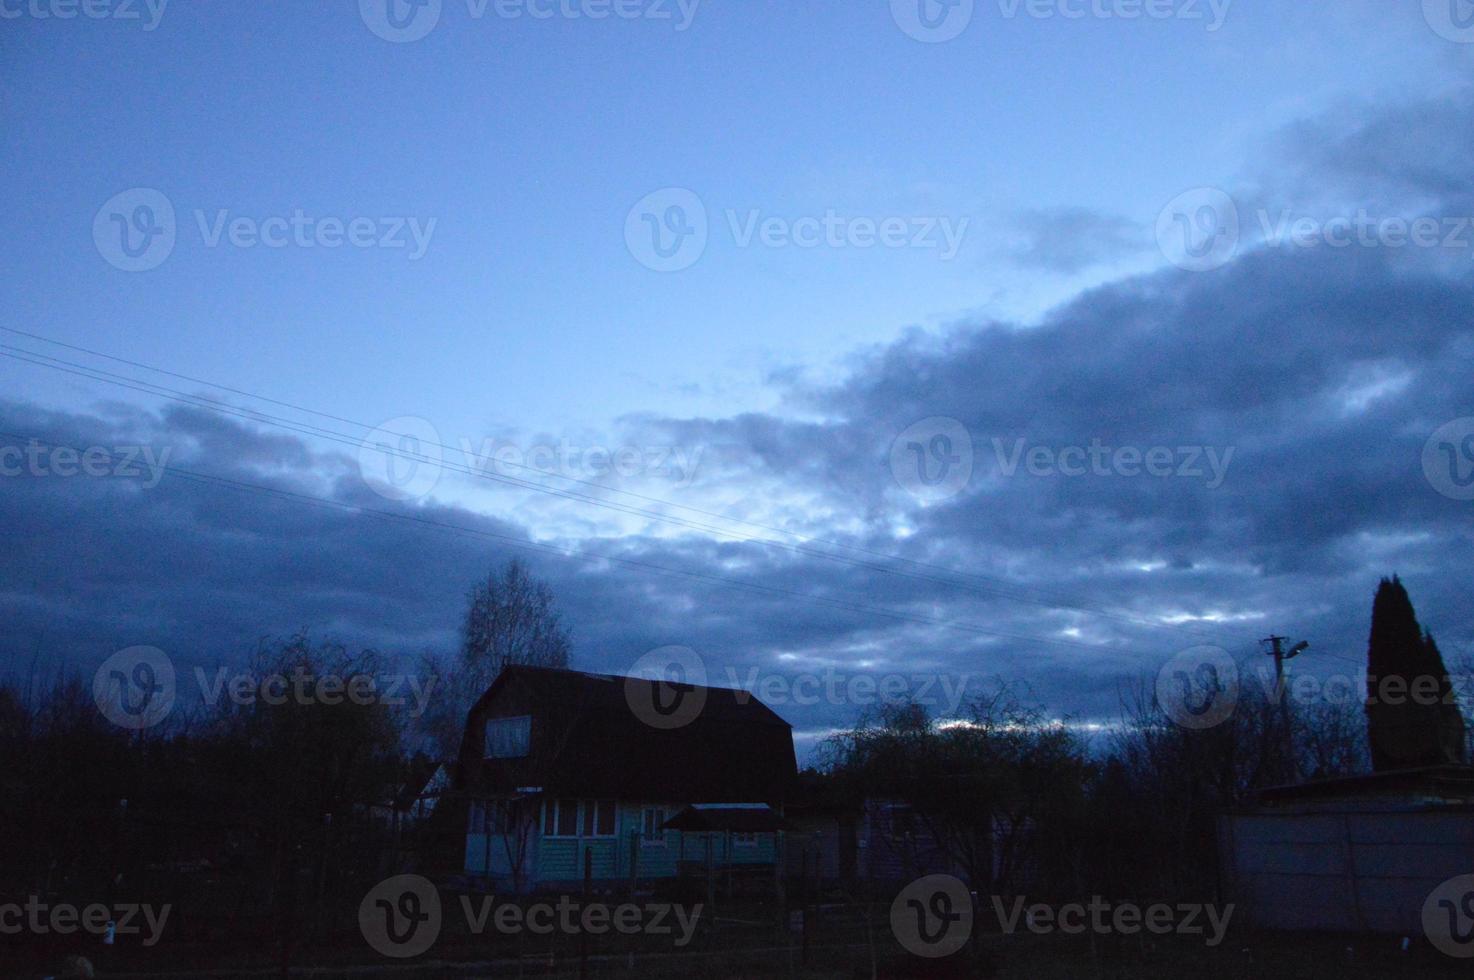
462;799;787;893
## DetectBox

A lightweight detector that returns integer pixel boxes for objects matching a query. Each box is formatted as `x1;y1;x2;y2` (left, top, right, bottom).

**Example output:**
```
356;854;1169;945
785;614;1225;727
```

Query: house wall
464;827;537;880
1218;807;1474;935
467;801;778;889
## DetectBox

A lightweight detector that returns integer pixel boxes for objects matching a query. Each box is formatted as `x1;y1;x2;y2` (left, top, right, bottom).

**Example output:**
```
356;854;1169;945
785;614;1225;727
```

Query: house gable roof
455;666;797;803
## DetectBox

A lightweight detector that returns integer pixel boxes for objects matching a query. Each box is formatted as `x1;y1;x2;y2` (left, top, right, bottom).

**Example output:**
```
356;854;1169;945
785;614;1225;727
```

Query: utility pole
1263;636;1311;703
1262;635;1310;783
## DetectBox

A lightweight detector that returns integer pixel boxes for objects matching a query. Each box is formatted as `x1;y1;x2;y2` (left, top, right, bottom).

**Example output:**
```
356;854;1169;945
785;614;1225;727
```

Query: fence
1218;805;1474;935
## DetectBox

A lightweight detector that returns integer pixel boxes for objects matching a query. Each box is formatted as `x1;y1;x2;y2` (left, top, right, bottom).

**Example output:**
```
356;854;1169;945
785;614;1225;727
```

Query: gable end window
484;715;531;759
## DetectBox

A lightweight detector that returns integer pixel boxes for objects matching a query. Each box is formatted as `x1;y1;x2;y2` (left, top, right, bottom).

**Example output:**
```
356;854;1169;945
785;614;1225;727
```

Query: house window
733;831;758;847
544;799;579;837
583;800;617;838
484;715;531;759
542;799;615;838
641;806;667;846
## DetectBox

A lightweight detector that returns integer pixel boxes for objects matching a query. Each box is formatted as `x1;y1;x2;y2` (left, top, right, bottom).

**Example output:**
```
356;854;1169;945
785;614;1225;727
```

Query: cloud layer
4;92;1472;756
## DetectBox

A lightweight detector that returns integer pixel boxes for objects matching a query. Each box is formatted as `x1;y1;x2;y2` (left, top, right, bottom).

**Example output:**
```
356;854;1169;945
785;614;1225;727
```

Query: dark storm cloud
4;92;1473;748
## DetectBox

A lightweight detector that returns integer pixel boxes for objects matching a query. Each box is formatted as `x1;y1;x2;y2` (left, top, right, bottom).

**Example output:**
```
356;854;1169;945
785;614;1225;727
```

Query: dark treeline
1;573;1467;969
819;673;1374;906
0;558;573;972
817;578;1470;905
0;635;413;966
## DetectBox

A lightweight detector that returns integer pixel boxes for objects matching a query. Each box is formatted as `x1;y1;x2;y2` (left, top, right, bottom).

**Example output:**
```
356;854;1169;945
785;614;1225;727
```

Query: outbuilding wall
1218;807;1474;934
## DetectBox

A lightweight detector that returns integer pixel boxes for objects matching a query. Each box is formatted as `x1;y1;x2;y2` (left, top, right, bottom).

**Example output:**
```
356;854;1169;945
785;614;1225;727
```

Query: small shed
663;804;788;896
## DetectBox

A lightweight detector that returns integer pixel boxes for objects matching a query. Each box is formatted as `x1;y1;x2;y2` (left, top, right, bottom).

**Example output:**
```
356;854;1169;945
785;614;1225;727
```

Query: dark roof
662;804;789;833
456;666;796;803
1254;765;1474;809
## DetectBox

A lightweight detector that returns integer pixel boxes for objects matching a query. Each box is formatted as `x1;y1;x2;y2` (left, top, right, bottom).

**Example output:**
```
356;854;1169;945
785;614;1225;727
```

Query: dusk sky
3;1;1473;759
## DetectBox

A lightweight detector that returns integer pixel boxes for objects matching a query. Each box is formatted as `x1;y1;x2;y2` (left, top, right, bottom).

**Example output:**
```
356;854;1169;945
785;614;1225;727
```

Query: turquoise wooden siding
464;831;536;878
466;800;780;885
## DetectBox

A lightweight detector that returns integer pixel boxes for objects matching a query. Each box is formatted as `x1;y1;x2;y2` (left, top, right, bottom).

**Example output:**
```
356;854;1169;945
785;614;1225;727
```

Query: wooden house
450;665;796;892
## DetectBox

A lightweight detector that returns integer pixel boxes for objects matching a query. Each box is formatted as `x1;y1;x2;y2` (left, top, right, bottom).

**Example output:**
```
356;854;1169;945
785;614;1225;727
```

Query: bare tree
1294;696;1368;779
418;559;571;760
460;558;571;678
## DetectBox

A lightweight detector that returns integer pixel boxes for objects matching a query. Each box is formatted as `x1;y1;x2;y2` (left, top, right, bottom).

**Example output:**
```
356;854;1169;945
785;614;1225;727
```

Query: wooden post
481;799;492;887
725;830;734;899
798;845;808;963
774;829;786;922
705;834;716;928
580;846;592;980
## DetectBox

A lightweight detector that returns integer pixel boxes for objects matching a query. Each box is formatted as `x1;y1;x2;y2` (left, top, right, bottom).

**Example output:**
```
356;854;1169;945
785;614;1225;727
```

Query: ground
8;897;1466;978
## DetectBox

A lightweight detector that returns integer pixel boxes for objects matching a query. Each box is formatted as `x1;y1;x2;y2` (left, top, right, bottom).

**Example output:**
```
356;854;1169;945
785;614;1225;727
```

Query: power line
0;326;1257;650
0;429;1169;658
0;328;1244;648
0;342;1253;653
0;325;1254;641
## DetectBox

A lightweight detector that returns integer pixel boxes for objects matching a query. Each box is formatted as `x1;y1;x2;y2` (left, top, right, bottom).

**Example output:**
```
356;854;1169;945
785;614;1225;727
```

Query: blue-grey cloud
4;92;1473;760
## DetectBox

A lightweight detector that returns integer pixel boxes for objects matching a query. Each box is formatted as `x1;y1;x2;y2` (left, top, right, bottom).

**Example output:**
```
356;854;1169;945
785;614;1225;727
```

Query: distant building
1219;765;1474;936
785;773;1003;892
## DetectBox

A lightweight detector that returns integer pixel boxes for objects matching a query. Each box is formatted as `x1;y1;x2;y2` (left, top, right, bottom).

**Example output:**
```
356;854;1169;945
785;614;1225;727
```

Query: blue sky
4;1;1474;755
4;2;1461;430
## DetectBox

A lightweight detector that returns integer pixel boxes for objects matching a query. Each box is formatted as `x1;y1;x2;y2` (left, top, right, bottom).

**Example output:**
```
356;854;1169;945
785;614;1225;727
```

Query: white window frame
544;798;580;838
583;799;618;839
542;799;618;839
640;806;668;847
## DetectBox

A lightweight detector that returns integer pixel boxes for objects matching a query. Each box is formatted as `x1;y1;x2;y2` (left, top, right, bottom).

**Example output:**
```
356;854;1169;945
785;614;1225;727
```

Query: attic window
485;715;531;759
